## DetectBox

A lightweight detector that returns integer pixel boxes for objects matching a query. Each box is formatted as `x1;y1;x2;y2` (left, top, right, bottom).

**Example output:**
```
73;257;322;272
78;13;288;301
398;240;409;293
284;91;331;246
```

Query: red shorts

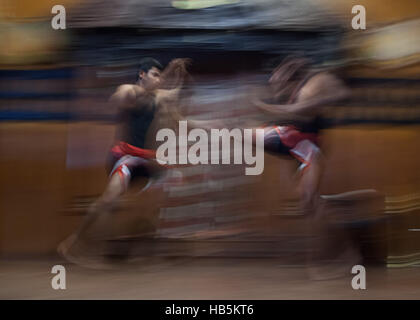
273;125;319;149
110;141;156;160
108;142;158;184
264;125;321;169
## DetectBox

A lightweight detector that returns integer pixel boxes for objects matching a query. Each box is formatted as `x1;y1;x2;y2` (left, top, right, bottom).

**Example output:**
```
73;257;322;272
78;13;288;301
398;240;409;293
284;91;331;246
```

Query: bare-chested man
58;57;191;267
253;57;356;279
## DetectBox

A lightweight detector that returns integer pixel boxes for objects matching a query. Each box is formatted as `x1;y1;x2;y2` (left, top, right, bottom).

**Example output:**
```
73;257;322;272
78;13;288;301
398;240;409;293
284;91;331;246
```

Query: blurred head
268;56;310;102
136;58;163;90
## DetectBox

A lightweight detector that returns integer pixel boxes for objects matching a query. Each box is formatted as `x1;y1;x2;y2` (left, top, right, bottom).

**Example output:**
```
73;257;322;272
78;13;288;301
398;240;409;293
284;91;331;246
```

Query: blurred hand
167;58;192;73
160;58;193;90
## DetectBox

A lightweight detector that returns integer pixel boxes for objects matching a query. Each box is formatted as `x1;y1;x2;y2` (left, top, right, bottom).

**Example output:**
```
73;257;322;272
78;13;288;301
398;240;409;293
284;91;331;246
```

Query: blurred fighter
58;57;191;267
252;56;357;279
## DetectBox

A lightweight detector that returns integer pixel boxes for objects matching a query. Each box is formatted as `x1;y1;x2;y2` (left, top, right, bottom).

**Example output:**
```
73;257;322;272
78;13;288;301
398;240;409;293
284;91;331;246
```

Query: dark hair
136;57;163;82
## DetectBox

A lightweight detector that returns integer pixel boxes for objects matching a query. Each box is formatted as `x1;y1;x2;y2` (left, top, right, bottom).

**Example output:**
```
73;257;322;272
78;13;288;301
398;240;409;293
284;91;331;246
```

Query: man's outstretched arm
157;59;228;130
157;58;192;101
254;72;350;122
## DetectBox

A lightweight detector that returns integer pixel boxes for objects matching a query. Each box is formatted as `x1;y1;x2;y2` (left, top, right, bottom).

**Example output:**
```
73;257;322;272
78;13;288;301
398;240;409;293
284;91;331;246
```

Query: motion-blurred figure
58;57;190;267
253;56;355;279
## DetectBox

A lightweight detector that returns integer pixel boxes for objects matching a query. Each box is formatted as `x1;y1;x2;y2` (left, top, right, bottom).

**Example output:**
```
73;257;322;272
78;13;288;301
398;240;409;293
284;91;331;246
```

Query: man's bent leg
78;170;128;242
297;146;326;268
294;142;360;279
58;162;130;265
291;140;336;278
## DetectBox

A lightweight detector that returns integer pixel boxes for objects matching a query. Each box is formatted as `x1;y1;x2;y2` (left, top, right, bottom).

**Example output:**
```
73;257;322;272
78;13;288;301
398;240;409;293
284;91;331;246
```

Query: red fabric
275;126;319;149
111;141;156;160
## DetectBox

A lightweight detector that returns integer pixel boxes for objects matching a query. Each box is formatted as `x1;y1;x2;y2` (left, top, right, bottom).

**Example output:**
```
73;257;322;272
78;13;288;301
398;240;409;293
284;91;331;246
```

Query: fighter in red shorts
254;57;351;278
58;57;191;267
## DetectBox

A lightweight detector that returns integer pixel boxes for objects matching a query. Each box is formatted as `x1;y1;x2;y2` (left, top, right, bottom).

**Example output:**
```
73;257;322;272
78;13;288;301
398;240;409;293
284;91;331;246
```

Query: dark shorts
264;125;321;169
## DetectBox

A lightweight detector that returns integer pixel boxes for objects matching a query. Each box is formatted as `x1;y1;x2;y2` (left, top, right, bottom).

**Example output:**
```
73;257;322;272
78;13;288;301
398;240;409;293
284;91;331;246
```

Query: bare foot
57;235;115;270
